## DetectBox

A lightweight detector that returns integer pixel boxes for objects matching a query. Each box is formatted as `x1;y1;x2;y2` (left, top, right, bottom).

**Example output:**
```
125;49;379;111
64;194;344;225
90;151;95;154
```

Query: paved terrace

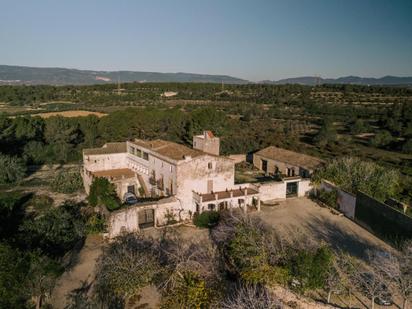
200;187;259;202
193;185;261;213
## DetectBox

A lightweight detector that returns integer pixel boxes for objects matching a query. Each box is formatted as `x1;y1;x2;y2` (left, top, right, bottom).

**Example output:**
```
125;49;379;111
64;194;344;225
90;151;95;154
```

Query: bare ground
51;235;104;309
257;197;392;259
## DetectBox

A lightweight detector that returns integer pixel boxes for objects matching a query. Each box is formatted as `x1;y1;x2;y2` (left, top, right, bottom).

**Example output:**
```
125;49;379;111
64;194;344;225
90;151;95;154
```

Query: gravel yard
257;197;393;259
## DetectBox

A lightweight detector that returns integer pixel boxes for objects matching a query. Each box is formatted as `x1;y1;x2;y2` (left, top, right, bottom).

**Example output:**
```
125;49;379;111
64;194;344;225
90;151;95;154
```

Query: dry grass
32;110;107;118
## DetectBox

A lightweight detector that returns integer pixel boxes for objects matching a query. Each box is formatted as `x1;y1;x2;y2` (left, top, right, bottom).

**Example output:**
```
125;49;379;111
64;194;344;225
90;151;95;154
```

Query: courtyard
257;197;392;259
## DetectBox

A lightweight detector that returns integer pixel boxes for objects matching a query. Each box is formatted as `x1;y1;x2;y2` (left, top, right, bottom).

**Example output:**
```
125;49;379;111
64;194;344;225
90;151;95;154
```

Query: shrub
0;243;30;308
20;201;86;257
288;246;333;292
88;177;120;211
213;212;290;285
95;234;160;304
314;157;400;202
29;194;54;212
86;213;107;234
402;139;412;154
317;189;338;209
370;130;393;147
164;209;178;225
51;169;83;193
193;211;220;228
161;271;211;309
0;154;26;184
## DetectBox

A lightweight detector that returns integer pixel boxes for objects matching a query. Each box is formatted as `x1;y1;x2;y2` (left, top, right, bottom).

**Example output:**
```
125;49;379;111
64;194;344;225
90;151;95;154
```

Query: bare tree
325;257;343;304
335;253;361;309
370;242;412;309
157;232;219;293
219;284;283;309
353;251;391;309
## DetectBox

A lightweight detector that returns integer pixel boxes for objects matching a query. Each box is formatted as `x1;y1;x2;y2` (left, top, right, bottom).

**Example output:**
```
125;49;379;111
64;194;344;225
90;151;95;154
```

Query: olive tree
95;234;161;306
313;157;400;202
0;153;26;184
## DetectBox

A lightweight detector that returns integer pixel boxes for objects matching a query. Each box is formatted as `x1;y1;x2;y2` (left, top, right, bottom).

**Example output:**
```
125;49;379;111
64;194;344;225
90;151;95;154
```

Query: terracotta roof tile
132;139;204;161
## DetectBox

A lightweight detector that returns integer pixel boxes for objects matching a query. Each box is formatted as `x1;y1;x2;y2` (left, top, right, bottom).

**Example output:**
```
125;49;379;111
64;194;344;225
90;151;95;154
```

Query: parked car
124;192;138;205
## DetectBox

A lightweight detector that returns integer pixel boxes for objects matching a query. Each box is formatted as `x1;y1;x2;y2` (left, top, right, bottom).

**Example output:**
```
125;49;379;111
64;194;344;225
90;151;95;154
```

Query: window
143;152;149;160
208;162;213;169
136;148;142;157
169;165;173;172
128;146;135;155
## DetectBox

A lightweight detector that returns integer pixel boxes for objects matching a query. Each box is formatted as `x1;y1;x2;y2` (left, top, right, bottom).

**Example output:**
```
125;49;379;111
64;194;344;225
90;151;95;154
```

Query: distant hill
1;65;411;86
0;65;248;85
261;75;412;86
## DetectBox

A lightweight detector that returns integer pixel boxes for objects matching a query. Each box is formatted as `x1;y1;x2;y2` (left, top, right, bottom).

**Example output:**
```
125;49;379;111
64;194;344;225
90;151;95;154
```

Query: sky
0;0;411;81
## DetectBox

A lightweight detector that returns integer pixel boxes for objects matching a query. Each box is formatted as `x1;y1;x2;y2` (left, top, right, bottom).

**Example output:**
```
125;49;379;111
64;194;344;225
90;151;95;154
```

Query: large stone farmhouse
82;131;321;237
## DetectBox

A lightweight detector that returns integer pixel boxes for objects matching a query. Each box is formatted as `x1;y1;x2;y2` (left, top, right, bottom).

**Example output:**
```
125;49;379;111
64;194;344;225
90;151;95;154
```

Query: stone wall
108;197;181;238
253;154;311;177
255;179;313;203
84;152;128;172
320;180;356;219
355;191;412;242
257;181;286;201
176;155;235;214
227;154;246;164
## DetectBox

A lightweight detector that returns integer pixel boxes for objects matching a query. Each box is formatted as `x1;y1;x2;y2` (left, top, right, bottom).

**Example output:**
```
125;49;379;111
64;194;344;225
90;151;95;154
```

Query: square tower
193;131;220;156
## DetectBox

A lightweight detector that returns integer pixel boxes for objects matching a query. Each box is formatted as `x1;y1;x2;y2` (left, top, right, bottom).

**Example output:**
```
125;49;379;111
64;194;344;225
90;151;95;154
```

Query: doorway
127;185;135;194
286;182;298;197
261;159;268;173
138;209;155;229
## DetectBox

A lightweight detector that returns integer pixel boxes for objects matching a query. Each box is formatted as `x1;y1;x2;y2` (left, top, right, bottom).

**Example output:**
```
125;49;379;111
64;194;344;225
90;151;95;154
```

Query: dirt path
51;235;103;309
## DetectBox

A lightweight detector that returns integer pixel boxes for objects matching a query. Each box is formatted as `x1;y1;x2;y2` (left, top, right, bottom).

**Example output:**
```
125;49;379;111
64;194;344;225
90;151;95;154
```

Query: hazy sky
1;0;411;81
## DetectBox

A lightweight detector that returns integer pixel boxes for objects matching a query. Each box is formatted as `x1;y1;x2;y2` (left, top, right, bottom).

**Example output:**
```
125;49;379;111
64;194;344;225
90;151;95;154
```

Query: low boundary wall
320;180;356;219
355;192;412;243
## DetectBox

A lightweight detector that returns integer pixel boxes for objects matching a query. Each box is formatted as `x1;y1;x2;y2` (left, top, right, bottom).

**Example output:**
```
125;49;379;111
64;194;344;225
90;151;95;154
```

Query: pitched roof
132;139;205;161
255;146;323;171
83;142;127;155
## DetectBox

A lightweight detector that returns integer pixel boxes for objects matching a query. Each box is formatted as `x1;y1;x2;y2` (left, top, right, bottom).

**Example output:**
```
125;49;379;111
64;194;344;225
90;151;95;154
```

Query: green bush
288;246;333;292
29;194;54;212
51;169;83;193
193;211;220;228
88;177;120;211
318;189;338;209
0;154;26;184
20;201;86;257
86;213;107;234
314;157;400;202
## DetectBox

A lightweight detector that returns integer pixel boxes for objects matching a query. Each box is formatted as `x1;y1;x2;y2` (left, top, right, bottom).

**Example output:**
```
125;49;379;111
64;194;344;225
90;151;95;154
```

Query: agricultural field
32;110;107;118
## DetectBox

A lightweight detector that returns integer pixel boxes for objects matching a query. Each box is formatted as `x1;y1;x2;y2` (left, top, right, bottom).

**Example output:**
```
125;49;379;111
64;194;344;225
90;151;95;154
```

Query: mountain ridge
260;75;412;86
0;65;248;85
1;65;412;86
